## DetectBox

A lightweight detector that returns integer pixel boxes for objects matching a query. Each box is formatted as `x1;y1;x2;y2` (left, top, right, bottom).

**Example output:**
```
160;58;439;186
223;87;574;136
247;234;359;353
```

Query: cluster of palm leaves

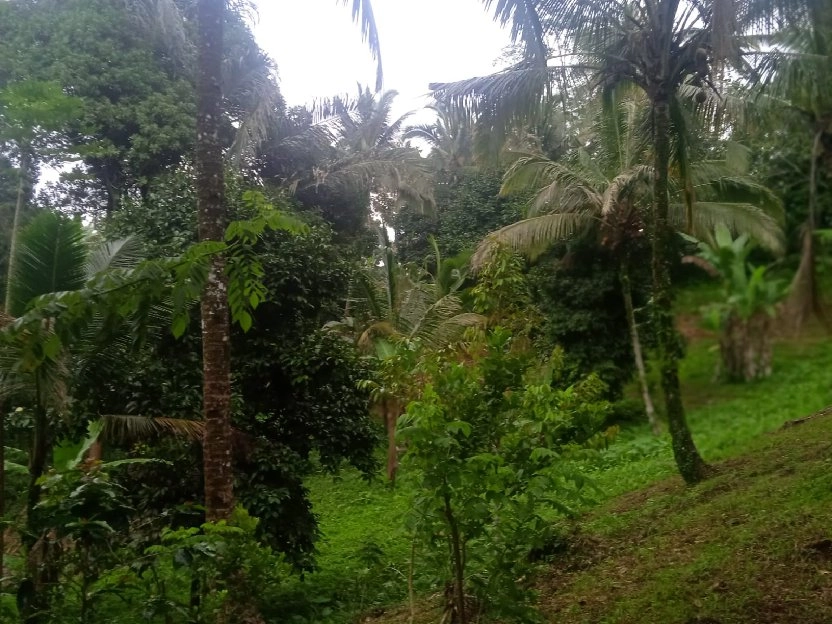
264;86;435;228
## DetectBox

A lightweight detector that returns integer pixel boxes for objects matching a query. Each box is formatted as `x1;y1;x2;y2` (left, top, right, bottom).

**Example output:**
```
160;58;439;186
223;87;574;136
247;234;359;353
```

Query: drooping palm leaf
101;414;205;445
339;0;384;91
672;201;784;254
473;211;595;268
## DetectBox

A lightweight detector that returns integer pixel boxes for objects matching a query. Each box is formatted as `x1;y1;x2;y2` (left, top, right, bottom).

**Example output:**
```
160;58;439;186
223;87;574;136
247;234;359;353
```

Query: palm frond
431;65;577;159
473;211;595;268
601;166;651;215
85;236;144;277
501;154;602;216
673;201;785;255
409;291;482;348
8;211;88;316
229;73;284;168
339;0;384;91
101;414;204;445
485;0;550;65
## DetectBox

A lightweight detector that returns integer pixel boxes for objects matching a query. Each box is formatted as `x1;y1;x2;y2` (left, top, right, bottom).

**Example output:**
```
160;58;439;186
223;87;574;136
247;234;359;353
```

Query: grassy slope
293;306;832;623
539;409;832;623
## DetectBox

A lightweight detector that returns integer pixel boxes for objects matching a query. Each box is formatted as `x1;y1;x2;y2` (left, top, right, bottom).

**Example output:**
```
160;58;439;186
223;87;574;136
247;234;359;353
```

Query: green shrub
399;328;611;623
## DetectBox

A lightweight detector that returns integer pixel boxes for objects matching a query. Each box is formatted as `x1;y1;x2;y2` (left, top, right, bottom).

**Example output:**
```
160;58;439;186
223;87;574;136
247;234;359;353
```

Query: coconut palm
270;87;434;232
474;88;783;437
403;102;476;172
432;0;799;484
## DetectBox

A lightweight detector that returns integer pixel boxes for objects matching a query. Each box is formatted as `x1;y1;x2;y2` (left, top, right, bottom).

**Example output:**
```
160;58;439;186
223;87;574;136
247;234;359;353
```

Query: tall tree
748;1;832;330
477;89;783;433
195;0;232;522
433;0;788;483
194;0;385;520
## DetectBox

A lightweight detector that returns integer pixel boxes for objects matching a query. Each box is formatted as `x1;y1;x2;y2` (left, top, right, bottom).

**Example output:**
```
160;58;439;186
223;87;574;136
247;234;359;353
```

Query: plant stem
620;264;659;435
443;488;466;624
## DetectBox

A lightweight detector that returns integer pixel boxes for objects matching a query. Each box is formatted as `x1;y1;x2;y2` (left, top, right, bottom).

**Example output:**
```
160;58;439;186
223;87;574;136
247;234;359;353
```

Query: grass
535;411;832;623
287;298;832;623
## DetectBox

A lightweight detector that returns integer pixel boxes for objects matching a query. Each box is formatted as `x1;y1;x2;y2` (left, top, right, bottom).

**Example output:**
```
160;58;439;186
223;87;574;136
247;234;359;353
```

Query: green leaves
0;80;83;146
224;191;309;333
398;327;609;620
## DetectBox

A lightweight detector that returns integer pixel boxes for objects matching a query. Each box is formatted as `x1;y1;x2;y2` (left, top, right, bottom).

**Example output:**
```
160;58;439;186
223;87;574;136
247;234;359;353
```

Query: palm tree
403;102;476;173
474;88;783;440
269;86;434;234
432;0;794;484
0;210;143;622
746;2;832;330
194;0;235;524
328;235;482;480
193;0;386;522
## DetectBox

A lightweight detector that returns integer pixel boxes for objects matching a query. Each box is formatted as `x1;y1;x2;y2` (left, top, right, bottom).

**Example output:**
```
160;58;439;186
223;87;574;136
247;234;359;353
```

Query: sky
252;0;512;118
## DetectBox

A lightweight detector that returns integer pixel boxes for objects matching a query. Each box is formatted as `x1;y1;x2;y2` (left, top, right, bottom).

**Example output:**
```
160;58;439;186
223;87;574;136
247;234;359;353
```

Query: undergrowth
283;321;832;623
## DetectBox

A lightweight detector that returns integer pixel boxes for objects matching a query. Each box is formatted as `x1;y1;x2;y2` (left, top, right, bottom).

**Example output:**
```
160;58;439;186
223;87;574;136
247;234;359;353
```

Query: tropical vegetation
0;0;829;623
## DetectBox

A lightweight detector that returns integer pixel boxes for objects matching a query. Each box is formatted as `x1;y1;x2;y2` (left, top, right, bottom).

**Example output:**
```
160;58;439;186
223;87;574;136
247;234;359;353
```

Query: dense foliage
0;0;828;622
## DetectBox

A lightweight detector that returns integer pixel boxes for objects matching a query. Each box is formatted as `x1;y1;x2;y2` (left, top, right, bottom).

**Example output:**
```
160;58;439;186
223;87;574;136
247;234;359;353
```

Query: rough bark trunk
197;0;234;522
651;93;708;484
620;264;660;435
785;129;827;332
719;312;773;382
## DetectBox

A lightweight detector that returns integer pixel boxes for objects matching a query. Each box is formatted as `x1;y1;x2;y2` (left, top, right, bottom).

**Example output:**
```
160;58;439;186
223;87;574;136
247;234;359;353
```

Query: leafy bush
399;329;612;622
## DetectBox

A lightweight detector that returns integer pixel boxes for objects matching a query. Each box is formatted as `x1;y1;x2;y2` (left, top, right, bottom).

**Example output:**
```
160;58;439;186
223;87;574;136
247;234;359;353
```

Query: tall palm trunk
620;263;660;435
651;93;708;484
197;0;234;522
785;128;827;331
1;148;30;590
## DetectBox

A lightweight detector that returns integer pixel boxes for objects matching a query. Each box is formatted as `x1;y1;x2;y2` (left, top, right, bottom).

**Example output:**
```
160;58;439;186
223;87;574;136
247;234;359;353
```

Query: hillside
367;407;832;624
277;320;832;624
537;408;832;624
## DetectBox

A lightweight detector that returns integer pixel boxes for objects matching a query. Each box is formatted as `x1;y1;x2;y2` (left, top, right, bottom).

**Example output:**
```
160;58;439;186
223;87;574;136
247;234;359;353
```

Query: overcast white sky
253;0;512;118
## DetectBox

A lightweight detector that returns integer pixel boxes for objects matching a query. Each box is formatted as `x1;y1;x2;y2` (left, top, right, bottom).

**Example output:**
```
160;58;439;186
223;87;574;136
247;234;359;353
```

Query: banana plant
686;225;788;382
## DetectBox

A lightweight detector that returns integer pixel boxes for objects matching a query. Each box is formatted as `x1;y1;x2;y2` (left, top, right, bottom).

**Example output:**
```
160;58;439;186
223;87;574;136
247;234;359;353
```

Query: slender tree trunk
785;129;827;331
385;402;398;483
0;396;4;589
5;150;29;315
22;378;51;624
651;93;708;484
197;0;234;522
25;382;49;543
1;153;29;583
443;488;466;624
620;264;660;435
